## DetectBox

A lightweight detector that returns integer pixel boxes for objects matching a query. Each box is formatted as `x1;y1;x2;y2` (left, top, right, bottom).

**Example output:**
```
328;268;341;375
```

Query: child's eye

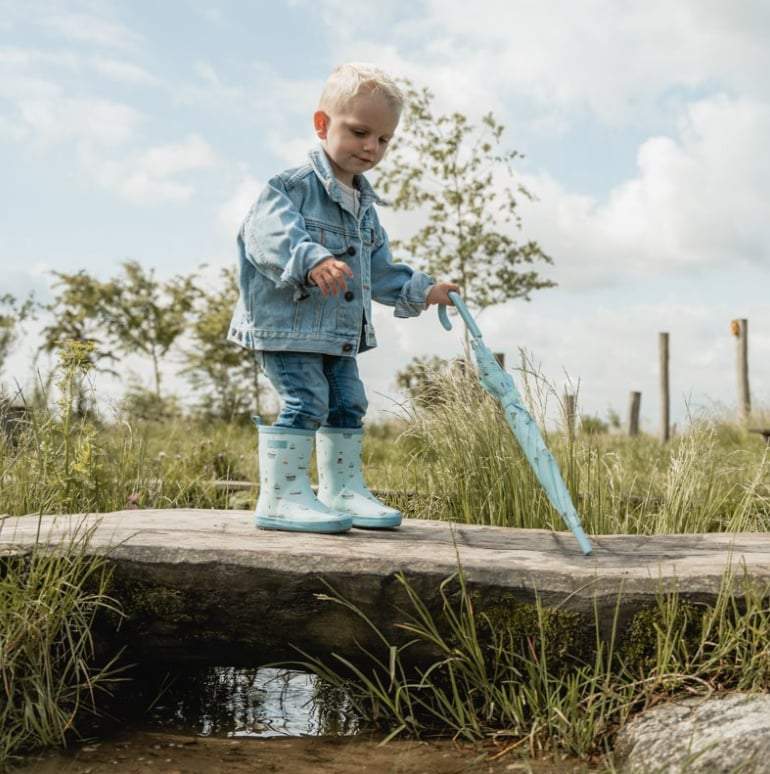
352;130;366;137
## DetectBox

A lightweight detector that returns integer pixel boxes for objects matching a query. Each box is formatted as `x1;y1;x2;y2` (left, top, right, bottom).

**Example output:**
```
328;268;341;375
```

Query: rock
614;692;770;773
3;510;770;665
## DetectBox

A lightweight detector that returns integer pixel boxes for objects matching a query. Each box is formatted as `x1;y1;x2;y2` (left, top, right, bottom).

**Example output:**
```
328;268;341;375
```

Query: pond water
15;666;593;773
112;664;359;737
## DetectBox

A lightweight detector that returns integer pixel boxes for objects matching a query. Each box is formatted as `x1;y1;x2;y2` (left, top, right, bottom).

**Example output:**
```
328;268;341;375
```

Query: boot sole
352;513;402;529
255;515;352;533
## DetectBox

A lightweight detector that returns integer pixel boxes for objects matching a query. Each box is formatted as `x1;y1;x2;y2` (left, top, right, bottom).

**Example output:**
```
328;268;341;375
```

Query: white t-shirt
336;179;360;219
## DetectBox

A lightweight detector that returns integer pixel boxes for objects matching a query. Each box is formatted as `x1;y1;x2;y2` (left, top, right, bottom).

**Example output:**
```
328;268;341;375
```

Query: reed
292;560;770;763
384;361;770;536
0;520;125;769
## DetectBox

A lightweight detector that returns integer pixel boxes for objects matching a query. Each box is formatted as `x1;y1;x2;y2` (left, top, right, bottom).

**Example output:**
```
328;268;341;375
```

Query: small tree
0;292;35;377
40;271;116;375
182;267;263;422
39;271;117;416
395;355;450;409
376;82;555;320
100;261;199;399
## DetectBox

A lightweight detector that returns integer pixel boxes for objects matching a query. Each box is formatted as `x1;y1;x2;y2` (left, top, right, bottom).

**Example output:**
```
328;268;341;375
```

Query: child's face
314;91;399;185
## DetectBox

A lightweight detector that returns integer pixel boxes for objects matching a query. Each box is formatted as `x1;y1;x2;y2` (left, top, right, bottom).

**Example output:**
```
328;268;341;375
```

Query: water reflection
138;666;359;738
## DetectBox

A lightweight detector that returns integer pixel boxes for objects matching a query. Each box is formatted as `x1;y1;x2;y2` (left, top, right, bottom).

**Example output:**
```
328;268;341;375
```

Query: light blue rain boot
255;425;352;534
316;427;402;529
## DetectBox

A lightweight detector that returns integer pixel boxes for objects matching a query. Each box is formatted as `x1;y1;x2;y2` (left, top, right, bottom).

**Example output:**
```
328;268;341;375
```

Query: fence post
628;391;641;436
564;393;577;441
659;332;670;443
731;319;751;423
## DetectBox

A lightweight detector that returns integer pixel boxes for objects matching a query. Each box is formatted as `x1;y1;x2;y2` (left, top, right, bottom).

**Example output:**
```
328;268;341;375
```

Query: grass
383;362;770;536
0;343;260;517
291;558;770;765
3;347;769;536
0;520;126;770
2;346;770;767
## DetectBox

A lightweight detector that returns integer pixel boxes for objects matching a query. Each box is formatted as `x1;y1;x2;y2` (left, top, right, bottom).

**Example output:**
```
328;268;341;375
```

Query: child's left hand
425;282;461;306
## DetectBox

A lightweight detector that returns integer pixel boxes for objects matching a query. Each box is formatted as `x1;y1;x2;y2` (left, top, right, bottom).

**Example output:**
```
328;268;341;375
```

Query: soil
14;731;596;774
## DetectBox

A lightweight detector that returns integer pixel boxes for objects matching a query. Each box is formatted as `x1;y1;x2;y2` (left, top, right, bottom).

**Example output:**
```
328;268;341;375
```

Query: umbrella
438;292;593;555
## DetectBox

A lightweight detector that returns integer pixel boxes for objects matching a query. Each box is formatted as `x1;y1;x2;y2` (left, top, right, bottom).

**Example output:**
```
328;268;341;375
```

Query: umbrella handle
437;291;483;339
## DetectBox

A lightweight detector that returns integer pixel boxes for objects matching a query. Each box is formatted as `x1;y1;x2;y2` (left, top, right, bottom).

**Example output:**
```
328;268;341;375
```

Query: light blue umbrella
438;292;593;555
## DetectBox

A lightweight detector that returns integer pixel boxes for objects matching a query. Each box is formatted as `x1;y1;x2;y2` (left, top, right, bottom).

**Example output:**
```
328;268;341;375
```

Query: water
118;665;359;738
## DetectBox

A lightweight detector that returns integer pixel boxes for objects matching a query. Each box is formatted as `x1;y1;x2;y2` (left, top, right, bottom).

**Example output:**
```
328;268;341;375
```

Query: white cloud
85;134;219;203
42;12;143;51
90;55;158;85
265;131;317;167
307;0;770;133
217;176;263;237
513;94;770;288
0;46;158;88
359;293;770;429
0;49;145;147
19;94;143;148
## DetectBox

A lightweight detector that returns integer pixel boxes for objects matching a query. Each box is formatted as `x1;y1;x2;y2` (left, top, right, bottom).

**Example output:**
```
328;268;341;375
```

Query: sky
2;0;769;430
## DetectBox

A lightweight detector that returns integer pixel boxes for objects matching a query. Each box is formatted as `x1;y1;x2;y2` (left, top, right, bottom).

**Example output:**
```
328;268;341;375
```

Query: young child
228;63;458;534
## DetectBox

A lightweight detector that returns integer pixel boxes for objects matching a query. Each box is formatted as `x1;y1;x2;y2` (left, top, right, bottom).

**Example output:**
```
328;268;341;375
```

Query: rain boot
255;425;352;533
316;426;402;529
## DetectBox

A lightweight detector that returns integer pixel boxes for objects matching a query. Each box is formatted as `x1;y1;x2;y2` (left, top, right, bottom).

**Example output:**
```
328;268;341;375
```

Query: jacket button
342;343;353;353
347;245;356;256
344;290;354;302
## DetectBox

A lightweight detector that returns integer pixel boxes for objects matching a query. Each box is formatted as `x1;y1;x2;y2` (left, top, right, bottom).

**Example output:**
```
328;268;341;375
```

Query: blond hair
318;62;404;116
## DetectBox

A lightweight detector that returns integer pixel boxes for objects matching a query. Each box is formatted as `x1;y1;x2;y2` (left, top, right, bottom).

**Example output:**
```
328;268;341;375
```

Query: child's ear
313;110;329;139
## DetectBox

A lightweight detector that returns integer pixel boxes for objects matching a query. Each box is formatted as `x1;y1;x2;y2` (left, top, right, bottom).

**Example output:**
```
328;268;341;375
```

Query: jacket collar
308;145;389;209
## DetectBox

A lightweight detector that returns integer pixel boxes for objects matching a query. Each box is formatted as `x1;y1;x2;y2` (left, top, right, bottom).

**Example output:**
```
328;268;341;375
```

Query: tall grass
2;344;768;536
384;361;770;535
293;561;770;761
0;342;259;517
0;521;125;769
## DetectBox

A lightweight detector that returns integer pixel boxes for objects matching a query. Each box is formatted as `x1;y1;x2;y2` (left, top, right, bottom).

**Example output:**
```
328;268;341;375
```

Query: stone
2;510;770;665
614;692;770;773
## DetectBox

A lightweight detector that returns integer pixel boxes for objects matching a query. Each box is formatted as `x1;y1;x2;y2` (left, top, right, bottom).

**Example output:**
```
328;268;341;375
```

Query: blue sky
2;0;769;428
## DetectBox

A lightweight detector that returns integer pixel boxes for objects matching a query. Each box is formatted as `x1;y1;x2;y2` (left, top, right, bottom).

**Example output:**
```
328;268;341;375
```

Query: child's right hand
308;257;354;296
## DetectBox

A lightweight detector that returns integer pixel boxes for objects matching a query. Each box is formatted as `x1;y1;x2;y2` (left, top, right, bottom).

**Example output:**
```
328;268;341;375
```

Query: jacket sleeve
370;221;435;318
240;176;331;301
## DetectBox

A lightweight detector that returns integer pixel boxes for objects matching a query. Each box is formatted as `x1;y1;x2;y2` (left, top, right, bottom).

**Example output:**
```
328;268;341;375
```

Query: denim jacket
227;146;435;357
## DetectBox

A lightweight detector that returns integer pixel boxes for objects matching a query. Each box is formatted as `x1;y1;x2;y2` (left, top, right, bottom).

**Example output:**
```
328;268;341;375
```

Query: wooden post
732;319;750;423
494;352;505;367
628;391;641;436
659;332;670;443
564;393;576;441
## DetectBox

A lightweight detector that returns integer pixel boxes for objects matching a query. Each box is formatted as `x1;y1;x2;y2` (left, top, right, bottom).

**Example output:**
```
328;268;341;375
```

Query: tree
395;355;451;409
375;82;555;317
39;270;121;417
40;271;116;375
100;261;199;399
0;292;35;377
181;267;264;422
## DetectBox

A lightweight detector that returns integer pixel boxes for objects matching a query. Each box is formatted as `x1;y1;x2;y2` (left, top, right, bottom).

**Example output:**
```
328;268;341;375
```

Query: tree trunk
151;347;162;399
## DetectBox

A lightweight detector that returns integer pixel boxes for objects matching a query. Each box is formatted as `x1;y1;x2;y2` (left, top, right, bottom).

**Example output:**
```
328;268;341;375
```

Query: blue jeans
260;351;368;430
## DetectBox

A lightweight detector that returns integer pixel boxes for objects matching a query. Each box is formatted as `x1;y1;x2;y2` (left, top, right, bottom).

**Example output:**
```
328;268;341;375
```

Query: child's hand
425;282;461;306
308;257;354;296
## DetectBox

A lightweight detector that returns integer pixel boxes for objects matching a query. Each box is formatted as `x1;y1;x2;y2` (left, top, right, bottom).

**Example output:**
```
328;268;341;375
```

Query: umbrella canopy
439;292;593;556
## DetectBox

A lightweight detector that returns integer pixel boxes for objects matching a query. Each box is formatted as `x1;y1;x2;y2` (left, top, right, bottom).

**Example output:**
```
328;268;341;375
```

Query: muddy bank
15;731;596;774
